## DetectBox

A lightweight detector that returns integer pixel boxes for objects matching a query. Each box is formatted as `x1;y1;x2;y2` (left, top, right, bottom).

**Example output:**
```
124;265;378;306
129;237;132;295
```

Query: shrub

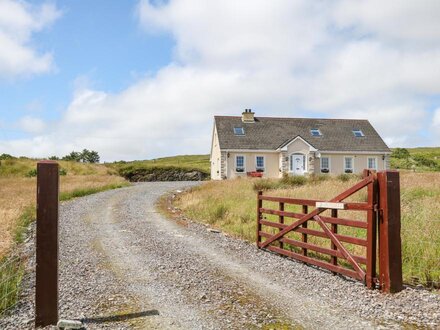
253;178;279;191
25;169;37;178
281;175;307;187
392;148;410;159
0;153;14;160
413;155;437;168
59;168;67;176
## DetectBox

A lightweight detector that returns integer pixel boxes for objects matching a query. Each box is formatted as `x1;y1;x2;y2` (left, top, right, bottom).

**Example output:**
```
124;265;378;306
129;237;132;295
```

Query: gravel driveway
1;182;439;329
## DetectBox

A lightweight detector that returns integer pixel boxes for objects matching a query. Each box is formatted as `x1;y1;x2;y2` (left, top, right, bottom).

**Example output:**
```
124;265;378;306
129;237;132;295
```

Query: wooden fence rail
257;170;403;293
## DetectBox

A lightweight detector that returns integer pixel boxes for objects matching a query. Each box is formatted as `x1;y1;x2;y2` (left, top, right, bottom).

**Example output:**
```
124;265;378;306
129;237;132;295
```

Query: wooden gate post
256;191;263;247
35;161;59;327
377;170;403;293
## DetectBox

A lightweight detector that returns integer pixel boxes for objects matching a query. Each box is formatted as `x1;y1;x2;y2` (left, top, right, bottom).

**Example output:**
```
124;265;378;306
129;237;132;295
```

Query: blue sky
1;0;440;160
1;0;173;138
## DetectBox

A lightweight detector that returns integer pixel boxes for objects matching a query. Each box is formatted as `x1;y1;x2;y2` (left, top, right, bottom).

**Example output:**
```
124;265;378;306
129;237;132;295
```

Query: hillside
109;154;211;181
391;147;440;171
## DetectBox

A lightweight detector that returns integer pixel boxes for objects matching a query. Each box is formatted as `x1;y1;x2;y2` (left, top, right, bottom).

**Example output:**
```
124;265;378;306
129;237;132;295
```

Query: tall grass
0;255;24;315
0;177;129;315
175;172;440;288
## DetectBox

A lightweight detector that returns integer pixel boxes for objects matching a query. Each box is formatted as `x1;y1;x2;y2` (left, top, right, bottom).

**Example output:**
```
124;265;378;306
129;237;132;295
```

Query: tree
81;149;100;163
392;148;410;159
0;153;14;160
61;149;100;163
62;151;81;162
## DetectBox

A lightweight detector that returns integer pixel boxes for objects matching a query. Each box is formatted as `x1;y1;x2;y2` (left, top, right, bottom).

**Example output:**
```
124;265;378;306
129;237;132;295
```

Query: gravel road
1;182;439;329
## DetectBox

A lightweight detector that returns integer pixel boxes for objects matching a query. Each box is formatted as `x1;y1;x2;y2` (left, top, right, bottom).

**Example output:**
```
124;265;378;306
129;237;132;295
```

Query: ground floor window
368;157;377;170
256;156;265;172
235;155;245;172
320;157;330;173
344;156;354;173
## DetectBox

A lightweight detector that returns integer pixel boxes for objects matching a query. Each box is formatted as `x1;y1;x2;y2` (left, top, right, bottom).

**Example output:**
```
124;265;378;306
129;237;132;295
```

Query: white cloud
332;0;440;44
17;115;46;134
0;0;61;79
1;0;440;160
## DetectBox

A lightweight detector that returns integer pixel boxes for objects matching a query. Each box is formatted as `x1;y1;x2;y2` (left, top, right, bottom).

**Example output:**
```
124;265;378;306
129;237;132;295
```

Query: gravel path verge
1;182;439;329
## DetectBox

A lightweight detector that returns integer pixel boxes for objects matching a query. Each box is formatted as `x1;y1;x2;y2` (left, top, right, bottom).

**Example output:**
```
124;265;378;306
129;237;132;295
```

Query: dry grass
0;174;127;258
175;172;440;287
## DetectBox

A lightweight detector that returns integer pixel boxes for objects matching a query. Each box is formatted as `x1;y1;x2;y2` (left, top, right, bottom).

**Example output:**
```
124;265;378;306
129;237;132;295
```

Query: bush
253;178;280;191
0;153;14;160
392;148;410;159
59;168;67;176
413;155;437;168
25;169;37;177
281;175;307;187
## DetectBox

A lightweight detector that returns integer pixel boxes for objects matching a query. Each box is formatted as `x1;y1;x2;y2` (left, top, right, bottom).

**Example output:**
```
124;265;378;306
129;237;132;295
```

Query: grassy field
0;157;129;314
175;172;440;288
109;154;210;173
0;159;128;258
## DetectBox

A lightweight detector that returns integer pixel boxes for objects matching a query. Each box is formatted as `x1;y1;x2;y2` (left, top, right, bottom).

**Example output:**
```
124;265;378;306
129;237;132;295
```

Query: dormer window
310;128;322;136
352;129;364;137
234;127;245;135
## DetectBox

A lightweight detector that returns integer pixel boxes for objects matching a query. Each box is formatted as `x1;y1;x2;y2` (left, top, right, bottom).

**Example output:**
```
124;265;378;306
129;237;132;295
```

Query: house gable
277;136;317;152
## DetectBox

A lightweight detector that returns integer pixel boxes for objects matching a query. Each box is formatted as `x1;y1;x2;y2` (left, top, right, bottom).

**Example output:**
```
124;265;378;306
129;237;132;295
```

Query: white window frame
255;155;265;172
235;155;246;173
352;129;365;137
367;157;378;170
289;153;307;173
320;156;330;173
344;156;354;173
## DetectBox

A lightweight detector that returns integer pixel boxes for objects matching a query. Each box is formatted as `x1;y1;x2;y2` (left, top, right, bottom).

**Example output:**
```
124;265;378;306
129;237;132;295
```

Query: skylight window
234;127;245;135
310;128;322;136
352;129;365;137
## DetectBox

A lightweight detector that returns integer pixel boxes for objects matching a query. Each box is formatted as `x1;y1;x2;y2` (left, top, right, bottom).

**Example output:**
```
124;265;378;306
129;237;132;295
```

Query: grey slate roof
215;116;390;152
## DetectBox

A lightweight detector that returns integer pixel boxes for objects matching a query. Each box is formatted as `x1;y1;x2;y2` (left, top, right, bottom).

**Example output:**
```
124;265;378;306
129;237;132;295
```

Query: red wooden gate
256;170;402;293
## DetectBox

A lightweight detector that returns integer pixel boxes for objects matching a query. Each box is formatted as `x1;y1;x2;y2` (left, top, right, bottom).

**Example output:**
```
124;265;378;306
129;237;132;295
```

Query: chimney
241;109;255;123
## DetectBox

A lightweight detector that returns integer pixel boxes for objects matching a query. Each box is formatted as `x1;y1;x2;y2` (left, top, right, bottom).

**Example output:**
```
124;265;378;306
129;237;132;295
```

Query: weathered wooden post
256;191;263;247
377;170;403;293
35;161;59;327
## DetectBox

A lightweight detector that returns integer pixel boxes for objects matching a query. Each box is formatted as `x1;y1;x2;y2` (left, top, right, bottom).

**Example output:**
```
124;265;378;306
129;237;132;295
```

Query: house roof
214;116;390;152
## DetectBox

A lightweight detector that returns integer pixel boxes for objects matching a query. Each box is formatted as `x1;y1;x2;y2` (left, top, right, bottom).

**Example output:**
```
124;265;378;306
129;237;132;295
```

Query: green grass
0;207;33;315
0;255;24;316
59;182;130;201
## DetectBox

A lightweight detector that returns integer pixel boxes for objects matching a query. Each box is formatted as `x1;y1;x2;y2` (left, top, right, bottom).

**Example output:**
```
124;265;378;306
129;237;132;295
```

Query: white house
210;110;391;180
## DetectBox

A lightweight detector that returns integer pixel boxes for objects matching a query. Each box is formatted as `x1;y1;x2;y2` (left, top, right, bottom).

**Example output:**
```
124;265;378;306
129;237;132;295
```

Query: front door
291;154;305;175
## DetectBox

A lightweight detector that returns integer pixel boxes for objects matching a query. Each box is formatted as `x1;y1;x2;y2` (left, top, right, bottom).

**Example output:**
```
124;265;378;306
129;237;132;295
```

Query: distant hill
391;147;440;171
109;155;211;181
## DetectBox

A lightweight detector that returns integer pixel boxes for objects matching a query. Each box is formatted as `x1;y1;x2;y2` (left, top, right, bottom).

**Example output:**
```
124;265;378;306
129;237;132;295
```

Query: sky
0;0;439;161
